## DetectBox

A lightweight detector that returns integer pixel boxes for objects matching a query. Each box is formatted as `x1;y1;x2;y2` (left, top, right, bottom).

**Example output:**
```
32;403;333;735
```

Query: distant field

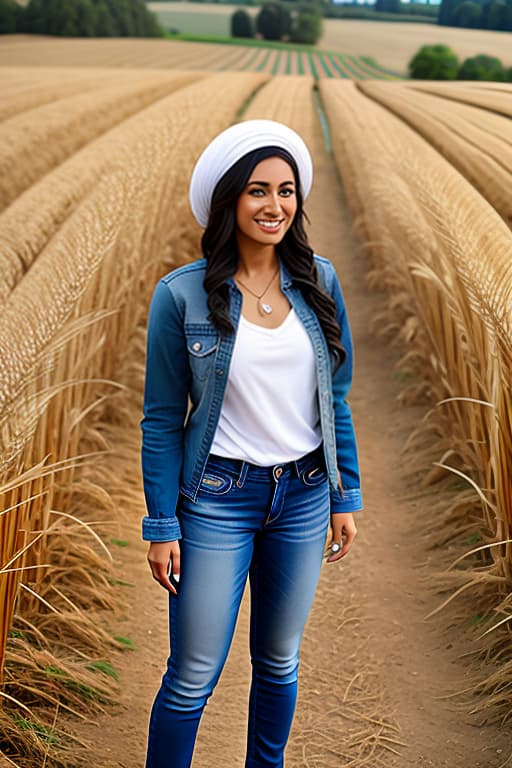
321;19;512;73
0;36;395;79
147;3;512;75
147;2;257;36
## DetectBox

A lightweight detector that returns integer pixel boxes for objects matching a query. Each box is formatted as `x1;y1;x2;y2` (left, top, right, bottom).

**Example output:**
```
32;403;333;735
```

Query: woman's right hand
147;540;181;595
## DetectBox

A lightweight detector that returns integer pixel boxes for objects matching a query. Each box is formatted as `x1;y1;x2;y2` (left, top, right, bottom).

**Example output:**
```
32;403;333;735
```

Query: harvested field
0;50;511;768
0;35;396;79
320;18;512;74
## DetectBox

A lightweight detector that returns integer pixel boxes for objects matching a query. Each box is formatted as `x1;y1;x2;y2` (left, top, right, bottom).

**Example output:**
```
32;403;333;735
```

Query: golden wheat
404;81;512;119
0;70;268;766
0;70;207;211
358;81;512;224
320;78;512;722
0;66;174;122
0;70;202;304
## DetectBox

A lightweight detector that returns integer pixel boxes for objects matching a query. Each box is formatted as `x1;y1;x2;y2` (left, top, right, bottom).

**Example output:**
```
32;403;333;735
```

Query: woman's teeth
256;220;282;229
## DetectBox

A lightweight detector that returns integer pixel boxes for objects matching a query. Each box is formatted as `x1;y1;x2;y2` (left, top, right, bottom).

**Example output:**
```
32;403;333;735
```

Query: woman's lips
255;219;284;232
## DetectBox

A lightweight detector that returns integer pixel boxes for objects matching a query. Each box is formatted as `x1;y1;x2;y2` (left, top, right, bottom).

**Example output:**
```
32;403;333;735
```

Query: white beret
189;119;313;228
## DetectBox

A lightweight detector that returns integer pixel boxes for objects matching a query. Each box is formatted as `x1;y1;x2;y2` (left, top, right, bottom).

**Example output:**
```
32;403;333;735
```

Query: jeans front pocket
300;463;328;488
199;469;233;496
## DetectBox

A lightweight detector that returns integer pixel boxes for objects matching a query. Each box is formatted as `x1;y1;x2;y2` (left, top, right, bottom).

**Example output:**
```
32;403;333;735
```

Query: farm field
0;34;395;78
1;40;512;768
147;2;512;74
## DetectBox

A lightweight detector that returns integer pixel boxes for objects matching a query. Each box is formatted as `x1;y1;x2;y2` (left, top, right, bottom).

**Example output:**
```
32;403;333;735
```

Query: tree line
439;0;512;29
409;45;512;80
231;1;322;44
0;0;164;37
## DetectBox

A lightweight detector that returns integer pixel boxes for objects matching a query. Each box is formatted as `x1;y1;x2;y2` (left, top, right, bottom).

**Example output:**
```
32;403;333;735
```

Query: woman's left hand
325;512;357;563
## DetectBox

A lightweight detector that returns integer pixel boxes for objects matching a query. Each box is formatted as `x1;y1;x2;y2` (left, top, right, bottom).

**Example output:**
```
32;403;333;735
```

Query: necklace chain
235;267;280;317
235;267;279;300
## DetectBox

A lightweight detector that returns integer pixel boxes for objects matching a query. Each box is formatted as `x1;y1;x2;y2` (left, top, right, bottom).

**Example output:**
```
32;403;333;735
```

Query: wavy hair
201;146;346;368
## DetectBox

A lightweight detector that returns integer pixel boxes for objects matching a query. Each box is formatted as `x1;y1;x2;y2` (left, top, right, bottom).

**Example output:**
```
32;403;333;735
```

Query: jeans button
274;466;283;480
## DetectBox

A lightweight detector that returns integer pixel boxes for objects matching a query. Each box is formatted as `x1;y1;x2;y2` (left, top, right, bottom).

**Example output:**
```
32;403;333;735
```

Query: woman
140;119;363;768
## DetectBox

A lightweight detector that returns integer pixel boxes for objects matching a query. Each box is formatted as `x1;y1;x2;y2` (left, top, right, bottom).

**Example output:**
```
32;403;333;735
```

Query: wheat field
0;42;511;766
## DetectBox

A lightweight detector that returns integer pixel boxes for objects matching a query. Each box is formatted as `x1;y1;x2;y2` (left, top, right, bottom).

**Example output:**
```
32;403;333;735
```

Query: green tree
408;44;459;79
290;10;322;43
75;0;98;36
256;2;291;40
438;0;459;24
453;0;482;26
481;0;507;27
130;0;163;35
0;0;17;33
22;0;46;33
375;0;401;12
20;0;163;37
231;9;253;37
458;53;506;79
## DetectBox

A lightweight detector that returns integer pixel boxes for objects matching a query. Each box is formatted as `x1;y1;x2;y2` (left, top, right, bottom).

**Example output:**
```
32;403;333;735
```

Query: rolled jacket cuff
142;515;182;542
330;487;363;514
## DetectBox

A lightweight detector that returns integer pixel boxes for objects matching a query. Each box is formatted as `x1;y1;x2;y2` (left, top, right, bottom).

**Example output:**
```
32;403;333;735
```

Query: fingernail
173;573;180;582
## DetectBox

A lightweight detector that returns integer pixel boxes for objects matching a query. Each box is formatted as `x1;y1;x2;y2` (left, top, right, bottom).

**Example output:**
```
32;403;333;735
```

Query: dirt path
68;112;512;768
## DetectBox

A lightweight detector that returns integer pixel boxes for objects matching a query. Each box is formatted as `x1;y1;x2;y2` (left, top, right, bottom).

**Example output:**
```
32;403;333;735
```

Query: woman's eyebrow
247;180;295;187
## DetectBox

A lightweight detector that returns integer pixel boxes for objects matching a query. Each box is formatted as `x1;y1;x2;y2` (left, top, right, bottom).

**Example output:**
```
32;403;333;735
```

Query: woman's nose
265;192;282;214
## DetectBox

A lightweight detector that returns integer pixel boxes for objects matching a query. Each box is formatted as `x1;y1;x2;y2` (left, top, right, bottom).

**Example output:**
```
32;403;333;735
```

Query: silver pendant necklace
235;267;279;316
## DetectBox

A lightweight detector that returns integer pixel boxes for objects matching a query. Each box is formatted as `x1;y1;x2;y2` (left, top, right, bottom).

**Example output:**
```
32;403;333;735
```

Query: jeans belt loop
236;460;249;488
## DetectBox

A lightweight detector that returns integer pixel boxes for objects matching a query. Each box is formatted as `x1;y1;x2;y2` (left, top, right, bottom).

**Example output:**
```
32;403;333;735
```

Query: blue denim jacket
140;254;362;541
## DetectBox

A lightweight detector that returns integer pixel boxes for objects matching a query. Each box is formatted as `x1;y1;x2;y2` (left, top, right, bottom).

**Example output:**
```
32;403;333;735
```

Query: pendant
259;302;273;315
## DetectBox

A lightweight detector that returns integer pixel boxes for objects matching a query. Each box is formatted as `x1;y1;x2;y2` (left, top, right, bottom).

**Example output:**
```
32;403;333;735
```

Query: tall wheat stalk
320;79;512;723
0;71;268;766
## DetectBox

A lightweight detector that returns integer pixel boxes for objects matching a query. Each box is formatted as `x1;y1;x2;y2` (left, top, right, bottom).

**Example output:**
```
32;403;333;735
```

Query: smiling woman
139;119;363;768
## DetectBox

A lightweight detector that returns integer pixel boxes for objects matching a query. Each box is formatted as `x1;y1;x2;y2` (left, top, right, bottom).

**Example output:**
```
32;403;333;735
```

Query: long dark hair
201;146;346;368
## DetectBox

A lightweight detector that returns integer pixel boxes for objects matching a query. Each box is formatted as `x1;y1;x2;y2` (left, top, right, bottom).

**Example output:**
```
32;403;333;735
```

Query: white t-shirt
210;307;322;465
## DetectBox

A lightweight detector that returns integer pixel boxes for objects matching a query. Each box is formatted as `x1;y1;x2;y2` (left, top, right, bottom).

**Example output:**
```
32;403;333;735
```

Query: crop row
0;35;396;80
321;78;512;724
0;70;267;767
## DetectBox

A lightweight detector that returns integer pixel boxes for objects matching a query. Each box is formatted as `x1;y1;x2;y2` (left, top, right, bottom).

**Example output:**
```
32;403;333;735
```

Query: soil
67;116;512;768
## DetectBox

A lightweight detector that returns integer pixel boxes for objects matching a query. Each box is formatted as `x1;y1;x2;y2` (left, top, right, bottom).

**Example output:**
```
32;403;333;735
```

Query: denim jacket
140;254;363;542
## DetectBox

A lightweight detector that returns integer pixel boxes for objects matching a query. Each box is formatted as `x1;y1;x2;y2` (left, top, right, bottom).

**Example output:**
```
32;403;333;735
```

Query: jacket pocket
185;325;218;382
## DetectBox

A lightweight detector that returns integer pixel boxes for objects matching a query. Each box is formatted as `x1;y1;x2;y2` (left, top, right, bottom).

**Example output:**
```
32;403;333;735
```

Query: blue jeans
145;445;330;768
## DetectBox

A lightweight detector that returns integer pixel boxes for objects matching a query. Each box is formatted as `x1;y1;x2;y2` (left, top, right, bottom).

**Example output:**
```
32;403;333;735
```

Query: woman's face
235;156;298;249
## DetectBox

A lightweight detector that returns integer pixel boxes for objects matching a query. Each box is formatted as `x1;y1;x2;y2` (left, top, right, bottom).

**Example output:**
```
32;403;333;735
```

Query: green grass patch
394;368;414;384
85;660;119;680
326;53;349;79
284;50;292;75
307;51;319;80
161;30;400;79
11;714;59;744
317;53;333;79
107;576;135;587
255;47;272;72
463;533;482;545
166;32;318;53
110;538;130;547
114;635;137;650
43;665;111;702
271;50;282;75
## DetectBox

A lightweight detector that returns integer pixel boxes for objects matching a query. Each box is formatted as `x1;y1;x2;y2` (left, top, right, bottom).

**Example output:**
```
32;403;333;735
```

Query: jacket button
192;341;202;351
216;368;224;376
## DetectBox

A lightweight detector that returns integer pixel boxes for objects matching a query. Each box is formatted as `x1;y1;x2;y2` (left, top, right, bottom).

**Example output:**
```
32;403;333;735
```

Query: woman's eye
280;189;294;197
249;189;264;196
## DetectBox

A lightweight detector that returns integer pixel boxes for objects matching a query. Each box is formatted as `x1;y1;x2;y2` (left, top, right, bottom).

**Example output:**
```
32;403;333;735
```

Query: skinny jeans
145;445;330;768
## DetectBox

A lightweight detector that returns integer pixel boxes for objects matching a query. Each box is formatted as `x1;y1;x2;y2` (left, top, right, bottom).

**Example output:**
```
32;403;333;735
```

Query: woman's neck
235;241;279;278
